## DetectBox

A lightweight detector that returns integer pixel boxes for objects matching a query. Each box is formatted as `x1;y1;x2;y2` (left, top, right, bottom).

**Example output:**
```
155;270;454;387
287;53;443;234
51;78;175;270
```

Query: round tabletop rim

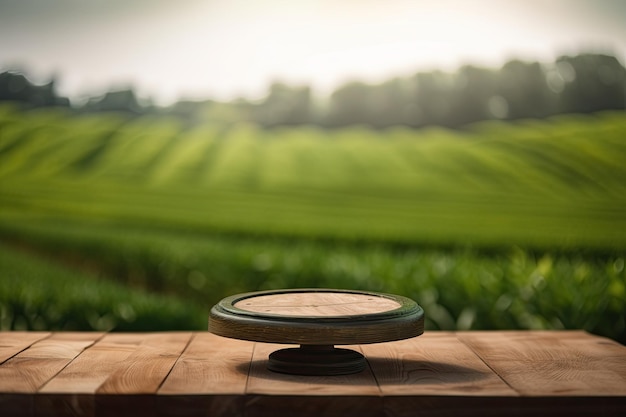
216;287;420;322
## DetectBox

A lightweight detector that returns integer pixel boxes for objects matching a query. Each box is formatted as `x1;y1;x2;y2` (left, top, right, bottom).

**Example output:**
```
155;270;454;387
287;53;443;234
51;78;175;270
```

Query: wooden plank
158;333;253;395
0;332;103;393
362;332;516;396
245;342;382;417
157;333;254;417
458;331;626;397
36;333;147;417
94;332;192;417
96;332;192;394
247;342;380;395
381;396;626;417
1;330;624;417
39;333;146;394
361;332;517;417
0;332;102;417
0;332;51;364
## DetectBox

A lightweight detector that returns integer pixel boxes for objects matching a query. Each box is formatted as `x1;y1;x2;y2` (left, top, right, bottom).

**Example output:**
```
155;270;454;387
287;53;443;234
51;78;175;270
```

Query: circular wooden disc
233;292;401;317
209;288;424;345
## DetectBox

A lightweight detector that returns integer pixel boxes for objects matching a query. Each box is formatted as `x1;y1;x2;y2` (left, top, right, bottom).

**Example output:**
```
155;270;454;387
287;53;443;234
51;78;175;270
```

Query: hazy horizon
1;0;625;105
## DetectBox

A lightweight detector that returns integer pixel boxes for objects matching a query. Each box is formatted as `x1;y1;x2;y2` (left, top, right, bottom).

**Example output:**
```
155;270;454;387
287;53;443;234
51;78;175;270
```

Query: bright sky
1;0;625;105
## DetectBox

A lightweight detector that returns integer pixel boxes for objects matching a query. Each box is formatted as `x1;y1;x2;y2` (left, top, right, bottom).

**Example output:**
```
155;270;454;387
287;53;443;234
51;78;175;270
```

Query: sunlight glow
0;0;624;104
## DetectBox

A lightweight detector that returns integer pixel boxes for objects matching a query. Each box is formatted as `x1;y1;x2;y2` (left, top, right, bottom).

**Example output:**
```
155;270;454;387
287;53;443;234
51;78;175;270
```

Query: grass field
0;104;625;342
0;241;205;331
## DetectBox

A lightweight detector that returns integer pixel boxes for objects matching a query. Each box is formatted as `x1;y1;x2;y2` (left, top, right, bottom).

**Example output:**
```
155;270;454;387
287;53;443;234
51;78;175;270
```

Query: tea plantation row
0;105;624;341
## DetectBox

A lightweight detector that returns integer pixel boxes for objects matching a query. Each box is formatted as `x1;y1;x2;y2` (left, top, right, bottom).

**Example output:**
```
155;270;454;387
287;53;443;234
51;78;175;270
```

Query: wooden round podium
209;288;424;375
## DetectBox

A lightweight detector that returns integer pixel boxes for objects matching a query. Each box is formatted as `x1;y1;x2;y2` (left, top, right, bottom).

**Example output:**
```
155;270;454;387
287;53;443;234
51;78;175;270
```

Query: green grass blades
1;220;624;342
0;105;625;341
1;106;625;249
0;242;206;331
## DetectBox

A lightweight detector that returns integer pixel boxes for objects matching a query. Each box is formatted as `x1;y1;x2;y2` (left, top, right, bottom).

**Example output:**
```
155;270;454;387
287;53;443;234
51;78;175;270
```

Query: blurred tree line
0;71;69;107
1;53;624;129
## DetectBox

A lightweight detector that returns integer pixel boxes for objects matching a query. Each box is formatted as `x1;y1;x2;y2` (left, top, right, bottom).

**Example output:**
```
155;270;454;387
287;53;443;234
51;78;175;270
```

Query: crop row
1;220;624;342
1;106;625;249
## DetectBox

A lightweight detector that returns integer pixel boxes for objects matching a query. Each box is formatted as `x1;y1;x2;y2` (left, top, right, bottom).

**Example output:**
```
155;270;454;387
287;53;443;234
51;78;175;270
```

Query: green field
0;104;625;342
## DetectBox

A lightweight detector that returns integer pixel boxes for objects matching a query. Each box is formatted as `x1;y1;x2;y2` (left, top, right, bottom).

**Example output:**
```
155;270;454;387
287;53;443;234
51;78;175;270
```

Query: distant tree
447;65;498;126
369;78;416;128
326;81;375;127
322;53;625;129
3;52;624;129
0;71;30;102
83;89;141;114
496;60;552;119
324;78;419;128
412;71;457;127
556;54;626;114
255;82;312;127
0;71;69;107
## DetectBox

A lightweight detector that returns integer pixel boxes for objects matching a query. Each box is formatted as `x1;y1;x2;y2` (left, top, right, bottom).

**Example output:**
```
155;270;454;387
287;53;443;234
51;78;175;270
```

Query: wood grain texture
157;333;254;417
94;332;192;417
0;331;625;417
96;332;192;394
0;332;102;393
0;333;102;417
158;333;252;395
210;289;424;346
0;332;51;364
246;342;382;417
209;312;423;345
362;332;516;417
234;292;401;316
458;331;626;397
36;333;147;417
247;342;380;396
362;332;516;397
40;333;146;394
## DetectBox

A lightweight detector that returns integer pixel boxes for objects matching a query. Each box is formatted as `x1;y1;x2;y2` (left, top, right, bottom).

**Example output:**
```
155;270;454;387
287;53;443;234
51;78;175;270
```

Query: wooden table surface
0;330;625;417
